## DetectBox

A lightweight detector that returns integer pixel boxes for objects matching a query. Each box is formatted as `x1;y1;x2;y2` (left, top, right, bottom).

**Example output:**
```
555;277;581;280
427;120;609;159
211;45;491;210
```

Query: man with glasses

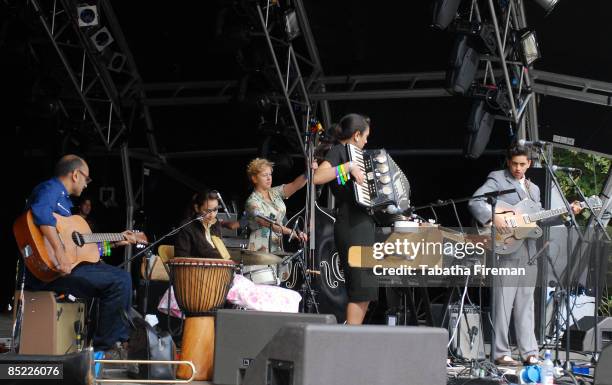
174;189;225;258
24;154;139;359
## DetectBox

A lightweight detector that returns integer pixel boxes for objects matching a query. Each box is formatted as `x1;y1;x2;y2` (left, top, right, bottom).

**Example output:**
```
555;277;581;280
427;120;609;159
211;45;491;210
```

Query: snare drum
241;265;279;285
168;258;235;381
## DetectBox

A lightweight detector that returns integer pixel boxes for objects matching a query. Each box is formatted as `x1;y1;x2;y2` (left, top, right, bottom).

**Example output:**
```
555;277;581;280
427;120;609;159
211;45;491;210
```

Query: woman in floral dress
245;158;311;252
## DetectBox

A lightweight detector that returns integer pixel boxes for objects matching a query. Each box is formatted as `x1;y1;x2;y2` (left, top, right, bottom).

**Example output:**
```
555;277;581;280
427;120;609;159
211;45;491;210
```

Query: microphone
552;165;582;174
469;326;478;349
518;139;549;147
212;190;230;214
288;219;301;242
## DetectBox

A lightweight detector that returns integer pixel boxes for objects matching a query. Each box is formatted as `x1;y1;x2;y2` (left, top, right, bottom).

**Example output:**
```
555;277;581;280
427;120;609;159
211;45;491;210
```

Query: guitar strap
525;178;536;202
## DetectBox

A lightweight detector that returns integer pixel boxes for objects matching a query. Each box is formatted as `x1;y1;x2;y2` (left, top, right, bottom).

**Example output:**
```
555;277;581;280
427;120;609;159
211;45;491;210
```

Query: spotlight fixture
464;100;495;159
107;52;126;73
90;27;114;52
518;30;541;66
432;0;462;30
532;0;561;15
77;5;98;27
446;35;479;95
284;9;300;41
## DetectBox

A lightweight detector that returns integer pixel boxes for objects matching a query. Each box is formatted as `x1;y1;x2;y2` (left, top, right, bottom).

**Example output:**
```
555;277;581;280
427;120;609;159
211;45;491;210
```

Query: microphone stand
280;248;319;313
565;172;611;363
413;189;516;363
117;214;207;315
536;146;585;370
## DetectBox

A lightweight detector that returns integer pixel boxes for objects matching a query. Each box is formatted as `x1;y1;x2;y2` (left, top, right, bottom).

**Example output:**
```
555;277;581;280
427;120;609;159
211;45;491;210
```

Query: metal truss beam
294;0;331;129
136;69;612;108
97;0;161;158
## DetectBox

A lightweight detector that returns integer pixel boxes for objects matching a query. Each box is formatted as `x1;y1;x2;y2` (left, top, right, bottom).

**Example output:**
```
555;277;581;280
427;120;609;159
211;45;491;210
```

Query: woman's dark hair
506;141;531;160
185;189;219;218
315;113;370;159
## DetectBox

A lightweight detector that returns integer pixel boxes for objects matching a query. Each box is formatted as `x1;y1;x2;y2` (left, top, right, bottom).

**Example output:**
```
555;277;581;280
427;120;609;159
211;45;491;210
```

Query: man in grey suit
468;143;582;366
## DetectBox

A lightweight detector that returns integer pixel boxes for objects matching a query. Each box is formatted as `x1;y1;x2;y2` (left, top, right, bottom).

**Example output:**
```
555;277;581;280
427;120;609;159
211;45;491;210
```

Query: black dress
325;144;378;302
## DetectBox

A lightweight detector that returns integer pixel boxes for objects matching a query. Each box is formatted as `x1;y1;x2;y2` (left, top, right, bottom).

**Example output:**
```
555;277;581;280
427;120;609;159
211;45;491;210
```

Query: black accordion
346;144;411;214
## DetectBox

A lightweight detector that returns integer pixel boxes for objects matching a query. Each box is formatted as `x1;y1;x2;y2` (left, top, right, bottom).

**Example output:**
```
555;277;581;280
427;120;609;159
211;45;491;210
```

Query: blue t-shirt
29;178;73;226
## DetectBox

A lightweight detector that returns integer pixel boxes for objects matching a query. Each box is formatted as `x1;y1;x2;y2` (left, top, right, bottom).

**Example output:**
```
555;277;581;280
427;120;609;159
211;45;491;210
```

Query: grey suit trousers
493;243;539;359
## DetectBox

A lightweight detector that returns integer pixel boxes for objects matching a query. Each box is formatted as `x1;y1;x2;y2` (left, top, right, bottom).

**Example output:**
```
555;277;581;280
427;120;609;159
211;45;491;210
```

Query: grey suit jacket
468;169;542;258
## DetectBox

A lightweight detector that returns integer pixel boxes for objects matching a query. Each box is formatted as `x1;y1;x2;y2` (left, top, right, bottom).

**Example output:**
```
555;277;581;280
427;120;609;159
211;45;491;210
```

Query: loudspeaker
0;350;92;385
596;342;612;385
16;291;85;355
561;316;612;352
448;304;486;360
243;324;447;385
213;310;336;385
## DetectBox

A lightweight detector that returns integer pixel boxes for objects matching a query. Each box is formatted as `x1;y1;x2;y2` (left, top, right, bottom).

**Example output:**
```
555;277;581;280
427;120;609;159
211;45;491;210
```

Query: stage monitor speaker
561;316;612;352
0;350;92;385
448;304;486;360
16;291;85;355
243;324;447;385
213;310;336;385
596;342;612;385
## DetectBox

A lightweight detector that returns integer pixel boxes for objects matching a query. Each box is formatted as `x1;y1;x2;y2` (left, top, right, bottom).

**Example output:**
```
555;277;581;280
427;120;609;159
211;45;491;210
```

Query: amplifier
15;291;85;355
448;304;486;360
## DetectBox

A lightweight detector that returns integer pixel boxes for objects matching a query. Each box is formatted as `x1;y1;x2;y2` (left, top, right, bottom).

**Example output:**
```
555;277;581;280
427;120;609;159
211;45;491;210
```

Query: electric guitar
13;210;147;282
478;196;602;255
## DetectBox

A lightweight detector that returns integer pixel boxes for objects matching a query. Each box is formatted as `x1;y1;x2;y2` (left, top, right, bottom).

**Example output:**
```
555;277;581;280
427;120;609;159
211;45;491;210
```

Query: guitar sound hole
72;232;85;247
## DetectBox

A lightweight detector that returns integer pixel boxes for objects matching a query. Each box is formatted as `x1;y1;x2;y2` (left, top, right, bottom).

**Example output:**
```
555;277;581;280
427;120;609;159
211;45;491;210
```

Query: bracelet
335;166;342;185
341;163;350;181
337;165;345;185
98;241;112;257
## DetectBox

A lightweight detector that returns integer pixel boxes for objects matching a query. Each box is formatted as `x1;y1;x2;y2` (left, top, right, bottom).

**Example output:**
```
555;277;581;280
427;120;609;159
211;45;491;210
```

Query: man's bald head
54;155;86;177
55;155;90;196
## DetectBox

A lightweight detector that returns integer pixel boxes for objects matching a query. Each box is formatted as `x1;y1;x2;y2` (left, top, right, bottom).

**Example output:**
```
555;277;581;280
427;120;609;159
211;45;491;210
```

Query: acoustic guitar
478;195;602;255
13;210;147;282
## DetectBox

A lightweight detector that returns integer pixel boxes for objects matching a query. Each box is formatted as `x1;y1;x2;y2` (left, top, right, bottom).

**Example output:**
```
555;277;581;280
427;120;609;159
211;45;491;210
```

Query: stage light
107;52;126;73
432;0;462;30
532;0;561;15
464;100;495;159
77;5;98;27
284;9;300;41
90;27;114;52
446;35;479;95
451;20;497;54
519;30;541;66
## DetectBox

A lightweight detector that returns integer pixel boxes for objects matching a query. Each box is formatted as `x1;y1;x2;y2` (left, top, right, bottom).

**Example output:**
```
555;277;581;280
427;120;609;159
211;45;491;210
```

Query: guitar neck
527;207;568;222
80;233;125;244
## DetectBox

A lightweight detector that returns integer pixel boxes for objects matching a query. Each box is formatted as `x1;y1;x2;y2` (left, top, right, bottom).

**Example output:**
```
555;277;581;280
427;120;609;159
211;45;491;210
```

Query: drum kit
227;248;296;286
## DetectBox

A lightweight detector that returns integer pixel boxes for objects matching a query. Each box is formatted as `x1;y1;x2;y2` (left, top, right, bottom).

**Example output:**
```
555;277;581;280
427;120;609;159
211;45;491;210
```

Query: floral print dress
245;185;286;252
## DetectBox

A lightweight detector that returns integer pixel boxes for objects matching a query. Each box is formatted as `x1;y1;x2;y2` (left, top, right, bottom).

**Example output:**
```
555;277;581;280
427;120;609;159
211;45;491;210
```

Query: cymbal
227;249;282;265
273;251;294;257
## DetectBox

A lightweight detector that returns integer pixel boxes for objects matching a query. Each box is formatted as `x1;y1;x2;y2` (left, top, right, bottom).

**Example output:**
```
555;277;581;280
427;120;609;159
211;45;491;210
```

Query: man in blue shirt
25;154;138;356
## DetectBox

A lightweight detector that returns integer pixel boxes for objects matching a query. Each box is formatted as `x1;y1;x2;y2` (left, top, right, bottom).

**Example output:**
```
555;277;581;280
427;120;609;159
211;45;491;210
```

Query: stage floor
0;312;597;385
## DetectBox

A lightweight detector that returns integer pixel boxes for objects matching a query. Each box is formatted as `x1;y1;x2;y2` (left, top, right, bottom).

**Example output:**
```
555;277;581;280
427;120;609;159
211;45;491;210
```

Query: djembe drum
167;258;235;380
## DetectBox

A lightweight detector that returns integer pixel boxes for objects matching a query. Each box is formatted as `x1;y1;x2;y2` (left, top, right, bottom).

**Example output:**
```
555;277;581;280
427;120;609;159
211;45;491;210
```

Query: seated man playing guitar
468;143;583;366
18;155;142;357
